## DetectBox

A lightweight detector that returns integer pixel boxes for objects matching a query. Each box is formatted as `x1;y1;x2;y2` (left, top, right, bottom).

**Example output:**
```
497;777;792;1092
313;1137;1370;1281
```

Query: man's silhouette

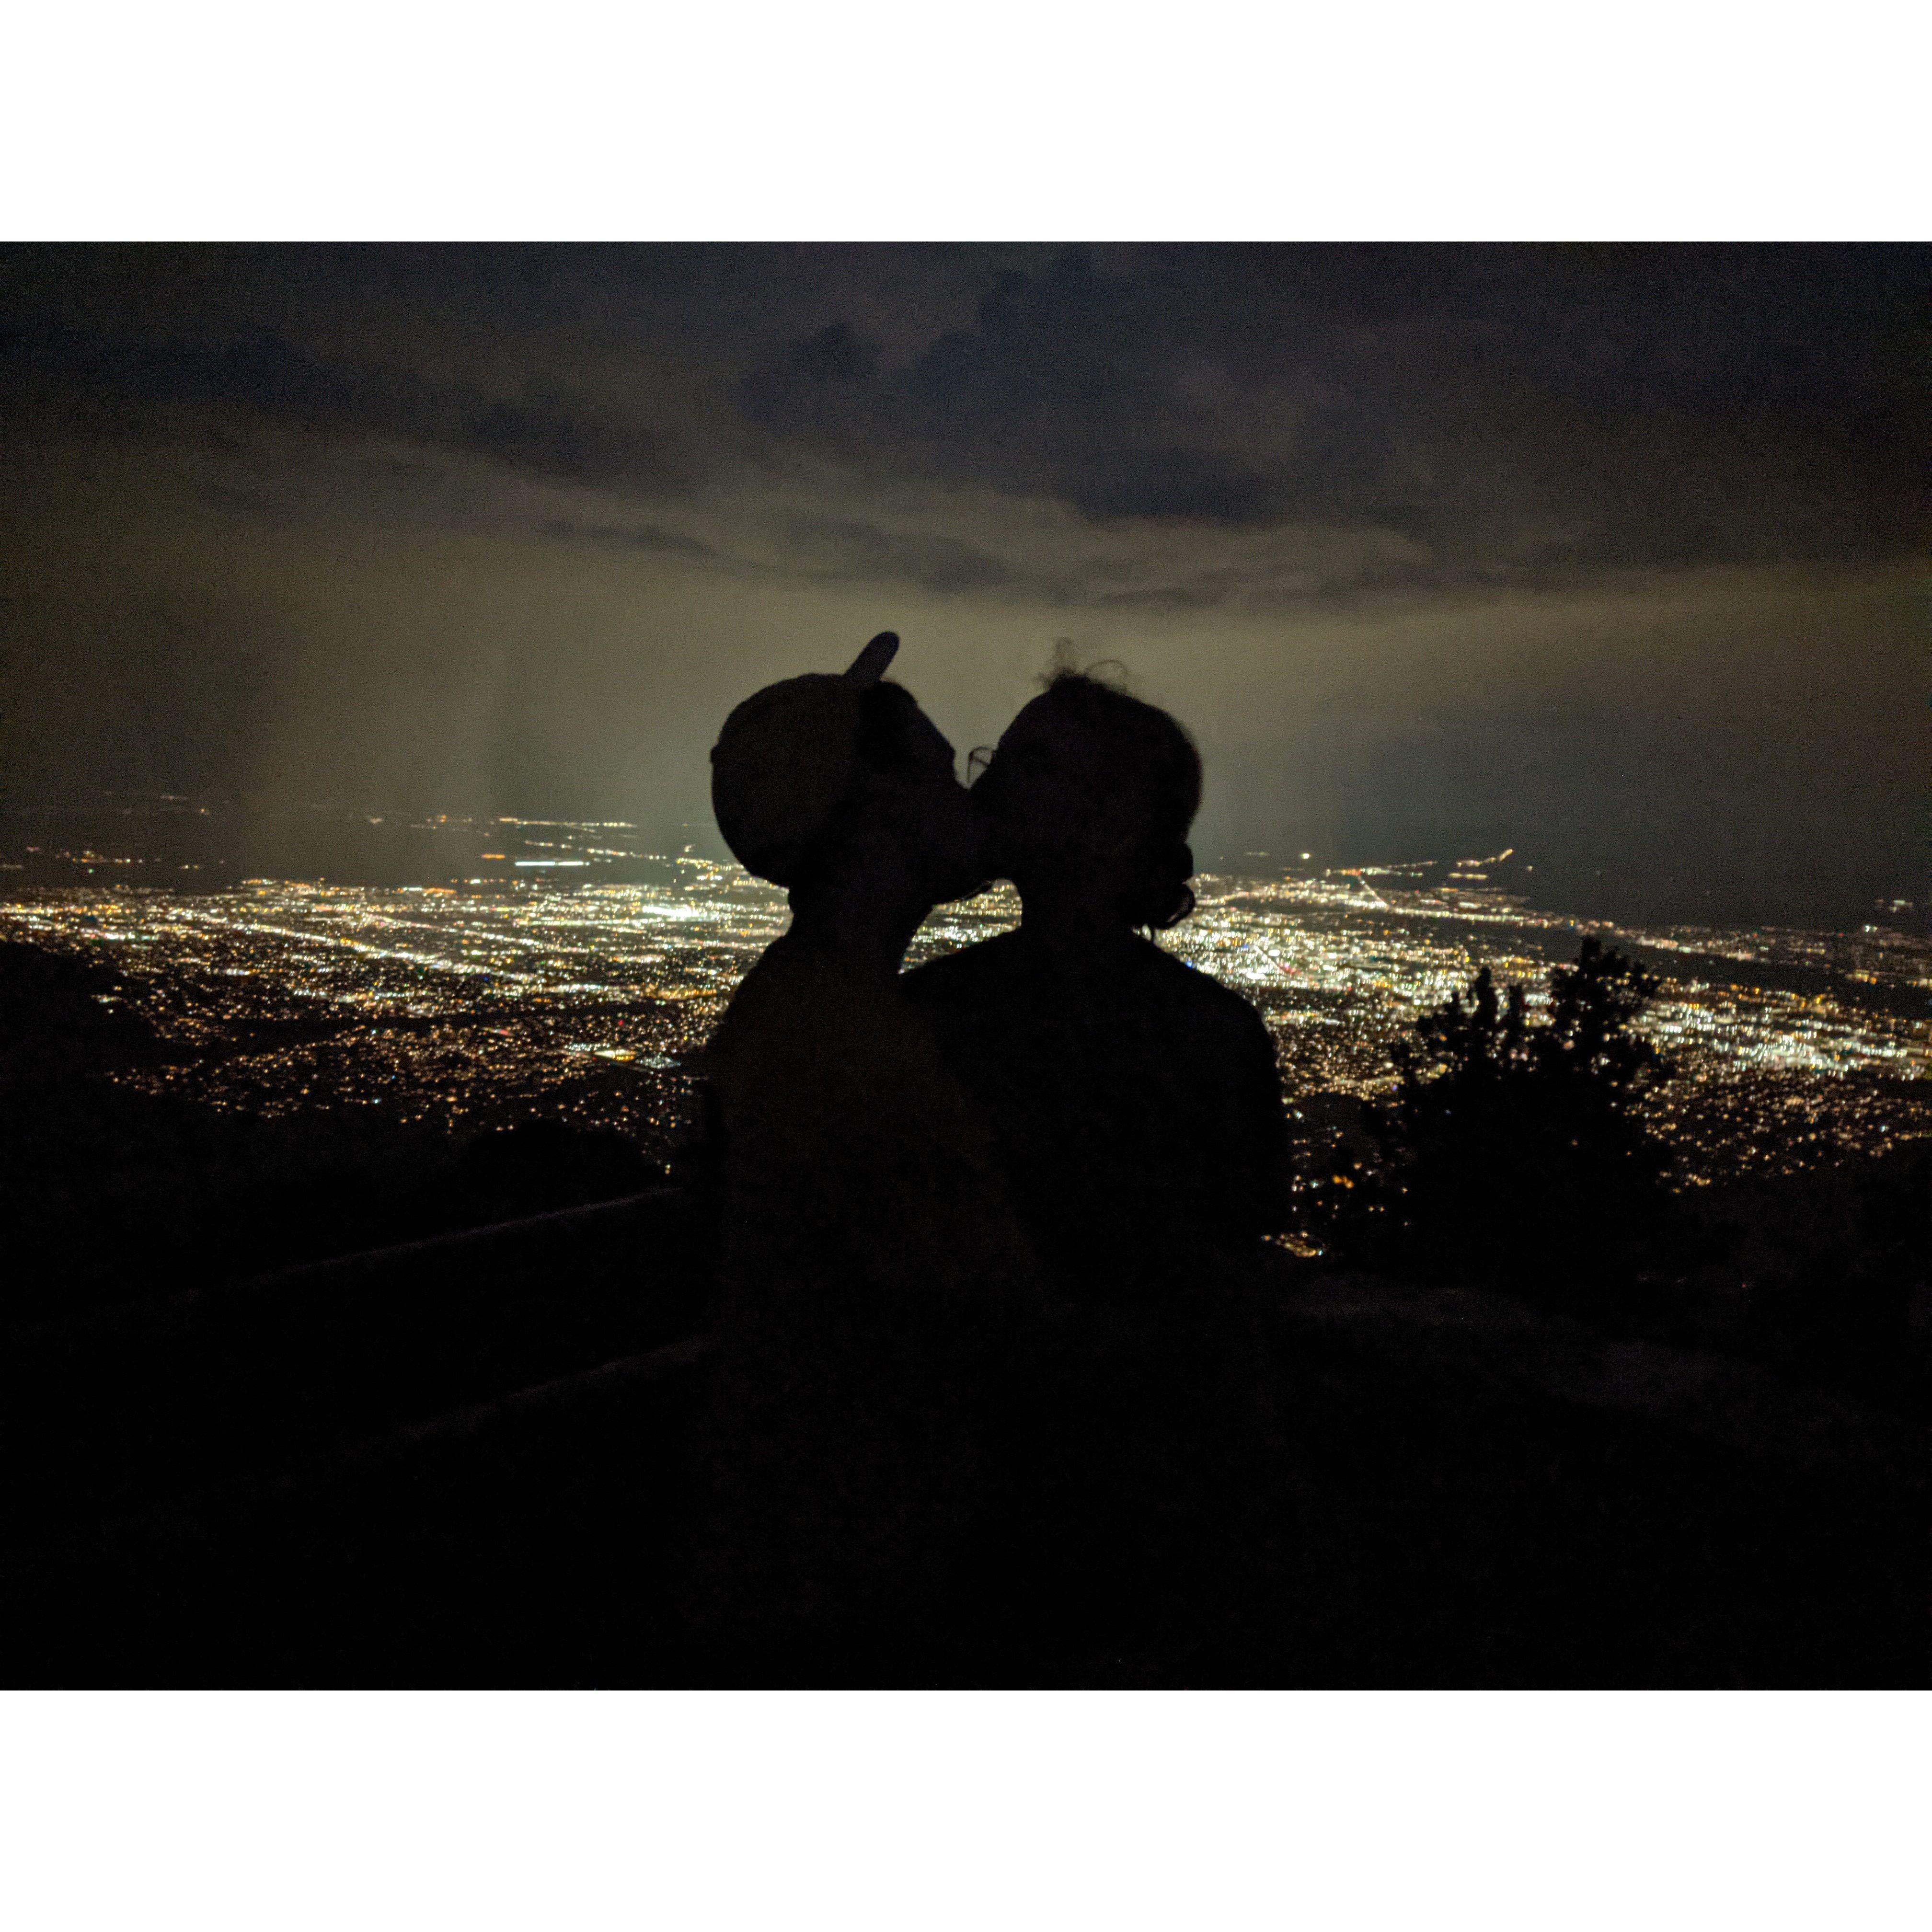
686;632;1046;1670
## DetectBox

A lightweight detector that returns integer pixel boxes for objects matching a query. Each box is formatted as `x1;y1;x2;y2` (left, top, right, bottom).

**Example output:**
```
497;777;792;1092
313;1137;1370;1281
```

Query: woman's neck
1014;886;1138;957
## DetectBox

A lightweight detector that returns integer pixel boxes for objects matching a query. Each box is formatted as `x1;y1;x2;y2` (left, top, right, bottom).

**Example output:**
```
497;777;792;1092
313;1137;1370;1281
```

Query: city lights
4;820;1926;1185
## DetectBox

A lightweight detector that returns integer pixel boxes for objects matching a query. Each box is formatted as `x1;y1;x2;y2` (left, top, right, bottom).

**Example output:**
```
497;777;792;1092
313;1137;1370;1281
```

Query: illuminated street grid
1172;874;1930;1180
4;835;1927;1181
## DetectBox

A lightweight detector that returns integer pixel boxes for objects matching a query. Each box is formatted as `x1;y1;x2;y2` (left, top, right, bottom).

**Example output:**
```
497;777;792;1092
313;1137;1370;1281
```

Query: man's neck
785;846;930;981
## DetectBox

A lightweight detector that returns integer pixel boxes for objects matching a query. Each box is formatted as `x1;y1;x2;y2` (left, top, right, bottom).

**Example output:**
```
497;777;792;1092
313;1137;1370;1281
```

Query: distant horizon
1;783;1920;938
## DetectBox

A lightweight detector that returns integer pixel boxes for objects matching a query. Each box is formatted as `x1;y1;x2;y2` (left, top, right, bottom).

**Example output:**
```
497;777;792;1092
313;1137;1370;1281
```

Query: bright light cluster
3;842;1925;1183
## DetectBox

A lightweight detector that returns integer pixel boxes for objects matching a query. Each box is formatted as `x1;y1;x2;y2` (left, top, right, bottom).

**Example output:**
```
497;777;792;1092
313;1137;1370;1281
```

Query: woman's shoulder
1131;939;1275;1043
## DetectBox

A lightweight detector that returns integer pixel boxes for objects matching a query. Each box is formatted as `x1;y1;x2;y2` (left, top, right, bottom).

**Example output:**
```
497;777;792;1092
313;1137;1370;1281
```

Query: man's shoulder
711;938;918;1074
713;935;830;1030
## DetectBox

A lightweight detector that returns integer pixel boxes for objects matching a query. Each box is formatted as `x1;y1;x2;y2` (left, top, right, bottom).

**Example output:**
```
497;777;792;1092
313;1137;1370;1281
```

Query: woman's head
973;671;1201;930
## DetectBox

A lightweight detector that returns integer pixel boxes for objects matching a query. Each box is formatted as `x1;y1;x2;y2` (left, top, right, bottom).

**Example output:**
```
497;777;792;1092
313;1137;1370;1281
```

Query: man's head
710;633;985;903
972;671;1201;930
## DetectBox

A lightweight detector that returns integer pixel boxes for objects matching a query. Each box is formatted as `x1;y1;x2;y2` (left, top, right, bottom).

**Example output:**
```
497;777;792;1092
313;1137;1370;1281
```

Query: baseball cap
709;631;905;884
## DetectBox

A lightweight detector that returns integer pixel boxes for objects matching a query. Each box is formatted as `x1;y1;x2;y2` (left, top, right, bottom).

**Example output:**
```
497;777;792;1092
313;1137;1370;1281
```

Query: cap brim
843;631;899;687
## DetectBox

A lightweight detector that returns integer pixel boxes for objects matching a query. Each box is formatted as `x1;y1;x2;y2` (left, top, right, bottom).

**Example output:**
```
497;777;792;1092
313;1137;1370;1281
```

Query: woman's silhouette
903;669;1288;1305
902;669;1294;1667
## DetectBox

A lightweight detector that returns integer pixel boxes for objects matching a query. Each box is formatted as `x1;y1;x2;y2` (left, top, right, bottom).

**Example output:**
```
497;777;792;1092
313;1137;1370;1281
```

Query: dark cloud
742;252;1299;524
0;316;684;494
7;244;1920;598
736;244;1926;579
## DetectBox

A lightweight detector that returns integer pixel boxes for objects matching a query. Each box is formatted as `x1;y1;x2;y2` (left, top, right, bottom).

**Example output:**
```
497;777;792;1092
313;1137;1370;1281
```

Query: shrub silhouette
1339;938;1679;1299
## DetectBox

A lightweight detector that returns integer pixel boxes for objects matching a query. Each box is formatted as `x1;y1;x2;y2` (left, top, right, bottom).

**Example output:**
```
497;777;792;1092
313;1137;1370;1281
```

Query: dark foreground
2;1193;1922;1687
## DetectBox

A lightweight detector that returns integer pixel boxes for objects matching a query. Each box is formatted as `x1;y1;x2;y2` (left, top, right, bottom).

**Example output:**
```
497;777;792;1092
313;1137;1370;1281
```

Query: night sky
1;242;1922;924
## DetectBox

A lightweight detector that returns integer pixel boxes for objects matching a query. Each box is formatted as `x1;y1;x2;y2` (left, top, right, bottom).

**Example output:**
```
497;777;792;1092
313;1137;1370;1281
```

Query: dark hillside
2;1227;1919;1687
0;941;665;1324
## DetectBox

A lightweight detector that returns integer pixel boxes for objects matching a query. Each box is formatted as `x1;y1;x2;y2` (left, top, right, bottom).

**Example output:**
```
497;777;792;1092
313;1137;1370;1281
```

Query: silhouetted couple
686;632;1289;1676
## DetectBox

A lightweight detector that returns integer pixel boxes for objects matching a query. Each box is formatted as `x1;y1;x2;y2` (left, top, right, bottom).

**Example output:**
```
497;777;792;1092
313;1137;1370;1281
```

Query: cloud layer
0;243;1922;923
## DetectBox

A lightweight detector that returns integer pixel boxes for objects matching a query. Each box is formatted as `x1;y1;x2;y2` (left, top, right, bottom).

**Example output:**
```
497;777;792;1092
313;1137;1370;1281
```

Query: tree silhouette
1341;938;1679;1300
